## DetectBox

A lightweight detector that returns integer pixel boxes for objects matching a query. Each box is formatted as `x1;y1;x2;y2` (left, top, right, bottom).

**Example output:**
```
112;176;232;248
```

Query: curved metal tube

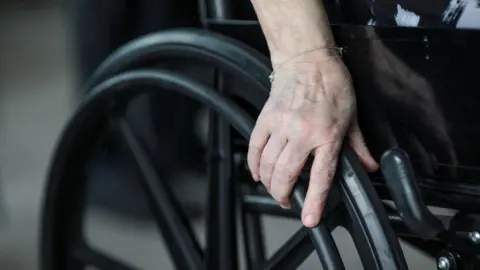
381;148;445;240
85;28;271;110
291;185;345;269
339;148;408;269
87;69;254;138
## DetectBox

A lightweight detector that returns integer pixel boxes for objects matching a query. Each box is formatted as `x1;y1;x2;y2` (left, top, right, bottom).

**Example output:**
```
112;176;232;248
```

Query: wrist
269;52;348;89
270;46;342;68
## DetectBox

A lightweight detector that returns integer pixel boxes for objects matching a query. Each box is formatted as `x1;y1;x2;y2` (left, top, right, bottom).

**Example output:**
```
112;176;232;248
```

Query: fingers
247;119;270;181
348;118;378;172
259;135;288;190
269;141;309;208
302;142;340;228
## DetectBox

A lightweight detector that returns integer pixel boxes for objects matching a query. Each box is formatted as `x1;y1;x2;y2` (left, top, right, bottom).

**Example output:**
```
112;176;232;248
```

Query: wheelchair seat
40;0;480;269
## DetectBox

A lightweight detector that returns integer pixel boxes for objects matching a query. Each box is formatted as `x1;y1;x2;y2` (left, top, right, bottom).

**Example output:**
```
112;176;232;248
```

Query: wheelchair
40;0;480;269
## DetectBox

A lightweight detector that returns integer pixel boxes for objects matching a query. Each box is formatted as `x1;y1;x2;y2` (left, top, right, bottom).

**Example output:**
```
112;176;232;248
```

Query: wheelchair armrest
381;148;445;240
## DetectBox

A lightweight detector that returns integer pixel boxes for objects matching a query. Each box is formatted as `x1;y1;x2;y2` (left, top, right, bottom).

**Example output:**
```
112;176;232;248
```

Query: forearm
250;0;336;64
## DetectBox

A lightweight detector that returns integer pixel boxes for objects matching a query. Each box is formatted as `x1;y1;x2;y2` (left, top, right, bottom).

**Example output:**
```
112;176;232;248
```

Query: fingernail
252;174;259;181
303;214;318;227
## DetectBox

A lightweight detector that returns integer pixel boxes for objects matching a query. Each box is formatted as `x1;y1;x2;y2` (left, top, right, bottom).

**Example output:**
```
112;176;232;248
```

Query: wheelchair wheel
41;29;408;270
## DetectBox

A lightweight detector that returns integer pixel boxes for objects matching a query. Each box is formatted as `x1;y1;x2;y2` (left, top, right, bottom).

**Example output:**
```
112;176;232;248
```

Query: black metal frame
40;1;480;269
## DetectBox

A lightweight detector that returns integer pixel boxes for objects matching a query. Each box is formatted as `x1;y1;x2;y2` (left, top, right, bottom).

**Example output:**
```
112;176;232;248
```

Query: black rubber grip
380;148;444;240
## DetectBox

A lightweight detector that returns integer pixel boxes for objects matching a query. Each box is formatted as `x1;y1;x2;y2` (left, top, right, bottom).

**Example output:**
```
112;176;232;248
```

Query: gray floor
0;3;436;270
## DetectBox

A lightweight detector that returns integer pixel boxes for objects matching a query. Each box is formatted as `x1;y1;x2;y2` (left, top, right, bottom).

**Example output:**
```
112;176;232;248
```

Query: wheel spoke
261;227;314;270
240;180;266;269
242;190;298;219
116;117;203;270
241;210;266;270
71;244;138;270
291;184;345;270
205;104;238;270
242;168;345;269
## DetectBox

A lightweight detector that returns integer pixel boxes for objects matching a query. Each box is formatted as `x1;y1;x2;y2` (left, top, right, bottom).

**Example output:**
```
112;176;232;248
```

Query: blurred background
0;0;74;268
0;0;437;269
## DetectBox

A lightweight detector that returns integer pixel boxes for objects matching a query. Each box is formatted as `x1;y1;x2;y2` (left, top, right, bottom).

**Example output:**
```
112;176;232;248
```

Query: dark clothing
334;0;473;29
369;0;469;28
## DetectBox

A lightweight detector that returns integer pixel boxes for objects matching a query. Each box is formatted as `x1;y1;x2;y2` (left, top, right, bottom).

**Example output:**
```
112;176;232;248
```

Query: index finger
301;141;341;228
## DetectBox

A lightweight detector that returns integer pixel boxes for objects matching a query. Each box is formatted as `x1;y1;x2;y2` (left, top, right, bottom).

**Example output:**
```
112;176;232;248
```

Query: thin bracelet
269;46;344;83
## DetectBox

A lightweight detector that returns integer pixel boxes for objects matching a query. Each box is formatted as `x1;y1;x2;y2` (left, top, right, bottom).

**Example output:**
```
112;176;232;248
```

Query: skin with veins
248;0;377;228
250;0;335;62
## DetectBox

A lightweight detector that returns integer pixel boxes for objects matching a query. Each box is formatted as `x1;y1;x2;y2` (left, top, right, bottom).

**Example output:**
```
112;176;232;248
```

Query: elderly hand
247;51;378;228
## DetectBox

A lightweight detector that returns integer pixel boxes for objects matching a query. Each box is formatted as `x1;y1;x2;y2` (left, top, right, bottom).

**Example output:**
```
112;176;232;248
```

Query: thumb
348;118;378;172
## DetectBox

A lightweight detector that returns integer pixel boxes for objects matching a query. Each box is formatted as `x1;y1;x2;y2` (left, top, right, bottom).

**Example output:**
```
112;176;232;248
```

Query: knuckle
282;174;298;186
312;167;336;184
328;162;337;178
274;168;297;184
248;136;263;147
329;125;343;140
327;170;336;181
261;151;277;167
260;158;275;170
315;128;340;143
251;121;270;138
247;146;262;157
249;130;267;144
311;187;330;203
289;138;309;150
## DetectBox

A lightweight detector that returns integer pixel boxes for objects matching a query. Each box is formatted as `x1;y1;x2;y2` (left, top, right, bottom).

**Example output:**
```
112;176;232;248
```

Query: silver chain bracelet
269;46;344;83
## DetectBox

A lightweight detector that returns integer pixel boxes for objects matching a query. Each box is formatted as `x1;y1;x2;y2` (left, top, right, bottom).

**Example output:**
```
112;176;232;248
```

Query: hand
247;52;378;228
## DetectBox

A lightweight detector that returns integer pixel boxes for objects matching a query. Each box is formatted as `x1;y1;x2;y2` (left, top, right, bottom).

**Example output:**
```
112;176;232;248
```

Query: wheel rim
84;28;271;110
42;69;407;270
41;29;408;270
